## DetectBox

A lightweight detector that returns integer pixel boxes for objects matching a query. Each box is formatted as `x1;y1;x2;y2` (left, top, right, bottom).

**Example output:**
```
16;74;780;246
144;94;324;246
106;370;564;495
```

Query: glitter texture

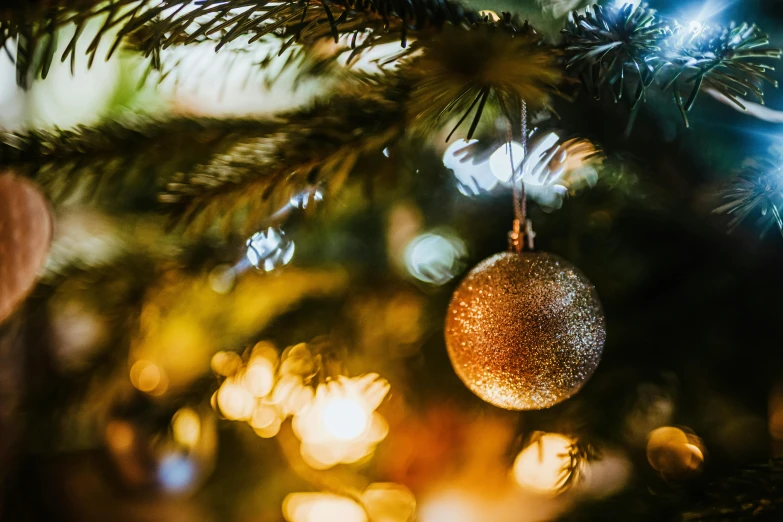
445;251;605;410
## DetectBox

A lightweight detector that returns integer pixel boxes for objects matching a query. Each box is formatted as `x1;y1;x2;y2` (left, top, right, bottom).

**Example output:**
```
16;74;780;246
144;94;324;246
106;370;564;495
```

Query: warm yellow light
130;360;167;395
106;420;135;453
322;397;369;441
419;491;479;522
362;483;417;522
172;407;201;448
512;433;573;495
211;351;242;377
217;380;254;420
292;374;390;469
283;493;367;522
243;358;275;398
646;426;705;478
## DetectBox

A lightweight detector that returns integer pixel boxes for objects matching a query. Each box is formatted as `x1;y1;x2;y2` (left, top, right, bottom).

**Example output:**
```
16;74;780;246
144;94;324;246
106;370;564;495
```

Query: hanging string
508;99;535;253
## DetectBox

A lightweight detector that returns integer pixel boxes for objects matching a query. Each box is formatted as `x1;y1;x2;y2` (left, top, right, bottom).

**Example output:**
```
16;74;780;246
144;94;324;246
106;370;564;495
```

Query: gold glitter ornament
445;251;605;410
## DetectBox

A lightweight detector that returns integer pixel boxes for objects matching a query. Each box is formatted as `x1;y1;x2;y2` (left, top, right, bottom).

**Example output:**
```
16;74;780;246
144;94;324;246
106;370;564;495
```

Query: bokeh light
404;231;467;285
172;408;202;449
419;491;481;522
130;359;168;396
211;351;243;377
216;379;255;420
245;227;295;272
322;397;369;441
292;374;390;469
489;141;525;184
243;357;276;398
158;453;197;493
283;493;367;522
512;433;574;495
362;483;417;522
646;426;705;479
442;139;498;196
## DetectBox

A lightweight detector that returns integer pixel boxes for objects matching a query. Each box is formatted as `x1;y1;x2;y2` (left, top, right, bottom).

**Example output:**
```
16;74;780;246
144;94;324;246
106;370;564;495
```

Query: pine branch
0;87;405;238
1;0;148;88
161;87;405;238
562;3;781;124
714;153;783;237
683;459;783;522
0;117;282;210
1;0;487;88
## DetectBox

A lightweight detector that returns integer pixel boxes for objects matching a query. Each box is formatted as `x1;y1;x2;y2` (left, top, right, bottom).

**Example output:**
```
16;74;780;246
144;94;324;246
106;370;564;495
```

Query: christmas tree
2;0;783;521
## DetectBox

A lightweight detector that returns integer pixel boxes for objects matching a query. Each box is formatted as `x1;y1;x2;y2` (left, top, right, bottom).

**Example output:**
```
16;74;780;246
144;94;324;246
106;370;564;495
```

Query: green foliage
715;154;783;237
563;3;665;106
0;116;282;210
683;459;783;521
562;3;780;125
404;22;561;141
0;88;405;238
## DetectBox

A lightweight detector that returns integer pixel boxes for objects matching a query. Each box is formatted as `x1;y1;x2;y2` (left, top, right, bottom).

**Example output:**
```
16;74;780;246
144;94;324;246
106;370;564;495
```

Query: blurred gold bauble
0;172;52;323
444;251;605;410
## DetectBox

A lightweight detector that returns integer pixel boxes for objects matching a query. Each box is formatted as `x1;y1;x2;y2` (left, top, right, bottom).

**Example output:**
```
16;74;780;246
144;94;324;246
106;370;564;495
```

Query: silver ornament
445;251;605;410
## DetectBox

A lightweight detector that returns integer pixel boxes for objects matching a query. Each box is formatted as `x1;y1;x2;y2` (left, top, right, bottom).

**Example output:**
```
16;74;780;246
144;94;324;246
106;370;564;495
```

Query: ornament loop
507;100;535;253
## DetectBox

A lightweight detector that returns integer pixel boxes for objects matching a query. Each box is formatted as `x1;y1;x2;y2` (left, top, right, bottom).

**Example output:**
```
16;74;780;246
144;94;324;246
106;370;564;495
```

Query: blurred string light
442;139;498;196
226;185;325;282
293;374;390;469
283;493;367;522
442;134;600;210
172;408;202;449
512;433;575;495
243;227;296;272
283;483;416;522
404;231;467;285
362;483;417;522
646;426;705;480
212;343;392;467
129;359;168;396
211;341;309;438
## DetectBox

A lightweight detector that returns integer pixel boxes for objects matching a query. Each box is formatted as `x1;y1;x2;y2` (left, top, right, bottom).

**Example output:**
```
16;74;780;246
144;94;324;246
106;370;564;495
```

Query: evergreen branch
161;89;405;238
562;3;781;124
563;3;665;106
714;154;783;237
664;23;780;126
1;0;152;88
682;458;783;522
127;0;487;61
0;117;283;209
0;85;404;238
403;22;562;141
1;0;488;88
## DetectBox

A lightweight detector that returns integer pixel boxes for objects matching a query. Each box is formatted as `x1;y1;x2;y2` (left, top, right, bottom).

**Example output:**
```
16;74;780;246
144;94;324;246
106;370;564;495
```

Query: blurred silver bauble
445;251;605;410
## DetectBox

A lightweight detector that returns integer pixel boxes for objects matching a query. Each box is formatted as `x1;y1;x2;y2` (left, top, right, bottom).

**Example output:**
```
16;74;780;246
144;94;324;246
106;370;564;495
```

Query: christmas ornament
0;172;53;323
445;251;605;410
444;104;605;410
